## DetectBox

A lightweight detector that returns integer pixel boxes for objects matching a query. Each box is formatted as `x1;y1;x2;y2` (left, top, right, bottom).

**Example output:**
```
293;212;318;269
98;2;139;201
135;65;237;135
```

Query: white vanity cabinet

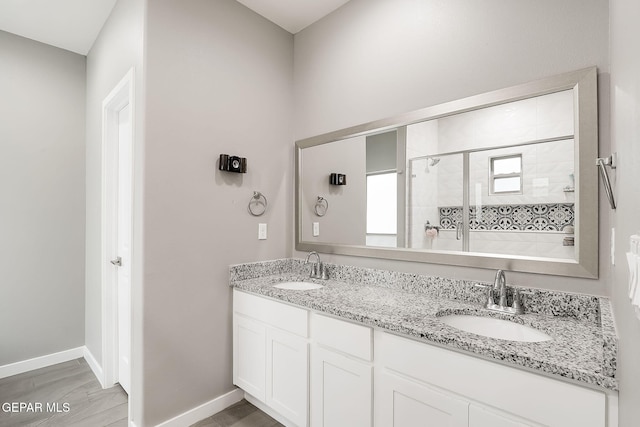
375;331;608;427
233;290;614;427
375;371;533;427
233;290;309;427
233;314;267;400
310;313;373;427
468;405;531;427
376;369;469;426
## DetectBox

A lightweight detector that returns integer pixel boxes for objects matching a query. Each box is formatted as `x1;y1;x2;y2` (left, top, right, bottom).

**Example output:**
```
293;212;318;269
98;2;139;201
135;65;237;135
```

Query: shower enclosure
406;90;577;261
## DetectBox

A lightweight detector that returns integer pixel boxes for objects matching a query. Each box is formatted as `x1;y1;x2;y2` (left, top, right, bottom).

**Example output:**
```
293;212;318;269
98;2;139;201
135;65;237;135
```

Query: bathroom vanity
230;61;615;427
230;259;618;427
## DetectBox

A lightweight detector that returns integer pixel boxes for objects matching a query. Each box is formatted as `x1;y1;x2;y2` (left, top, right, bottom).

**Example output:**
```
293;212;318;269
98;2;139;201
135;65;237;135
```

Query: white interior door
116;102;132;394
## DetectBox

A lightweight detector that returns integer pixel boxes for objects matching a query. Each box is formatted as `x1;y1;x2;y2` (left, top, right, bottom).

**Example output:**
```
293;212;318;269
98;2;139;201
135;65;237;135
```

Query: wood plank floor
0;359;280;427
191;399;283;427
0;358;128;427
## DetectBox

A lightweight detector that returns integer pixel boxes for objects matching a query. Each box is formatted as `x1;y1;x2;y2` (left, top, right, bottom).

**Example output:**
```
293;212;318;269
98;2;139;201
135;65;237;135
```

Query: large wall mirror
295;67;598;278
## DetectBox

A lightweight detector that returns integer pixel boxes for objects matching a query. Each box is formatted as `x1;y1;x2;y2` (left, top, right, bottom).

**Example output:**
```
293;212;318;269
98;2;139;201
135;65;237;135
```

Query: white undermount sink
439;314;552;342
272;281;324;290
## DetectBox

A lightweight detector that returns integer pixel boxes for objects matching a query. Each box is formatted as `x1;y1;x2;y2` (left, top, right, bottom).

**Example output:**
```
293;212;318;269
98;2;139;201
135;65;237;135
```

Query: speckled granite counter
230;259;618;391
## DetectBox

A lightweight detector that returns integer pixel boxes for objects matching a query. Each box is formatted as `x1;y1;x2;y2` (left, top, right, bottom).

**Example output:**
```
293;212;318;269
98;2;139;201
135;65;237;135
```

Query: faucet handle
474;283;494;307
511;288;533;314
318;262;329;280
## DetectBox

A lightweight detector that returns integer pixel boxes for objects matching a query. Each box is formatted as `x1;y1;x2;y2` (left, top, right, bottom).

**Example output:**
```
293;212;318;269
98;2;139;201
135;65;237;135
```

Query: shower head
424;156;440;173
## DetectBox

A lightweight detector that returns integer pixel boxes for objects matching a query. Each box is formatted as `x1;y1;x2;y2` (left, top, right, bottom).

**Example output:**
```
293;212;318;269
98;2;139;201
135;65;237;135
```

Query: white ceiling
0;0;347;56
235;0;350;33
0;0;117;55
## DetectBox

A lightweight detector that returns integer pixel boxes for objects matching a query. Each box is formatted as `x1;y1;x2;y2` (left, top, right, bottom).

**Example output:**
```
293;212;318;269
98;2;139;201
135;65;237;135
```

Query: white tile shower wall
408;155;466;249
406;120;438;159
466;139;575;207
408;159;440;248
435;90;574;153
433;230;575;259
366;234;397;247
435;155;464;207
407;121;440;249
407;90;575;250
406;121;438;248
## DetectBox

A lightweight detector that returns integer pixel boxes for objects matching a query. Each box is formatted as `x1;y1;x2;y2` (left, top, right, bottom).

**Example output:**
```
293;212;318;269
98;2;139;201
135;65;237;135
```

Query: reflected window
366;172;397;234
490;154;522;194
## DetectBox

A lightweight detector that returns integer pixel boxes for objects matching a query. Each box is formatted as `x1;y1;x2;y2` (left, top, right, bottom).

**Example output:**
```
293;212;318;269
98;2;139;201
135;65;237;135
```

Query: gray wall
84;0;144;422
610;0;640;425
301;137;367;244
293;0;611;296
143;0;293;424
366;131;397;174
0;31;86;365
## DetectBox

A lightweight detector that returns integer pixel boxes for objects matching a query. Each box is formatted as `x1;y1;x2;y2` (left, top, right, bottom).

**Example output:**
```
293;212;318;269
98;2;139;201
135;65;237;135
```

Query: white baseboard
155;388;244;427
244;393;296;427
83;346;106;388
0;347;85;379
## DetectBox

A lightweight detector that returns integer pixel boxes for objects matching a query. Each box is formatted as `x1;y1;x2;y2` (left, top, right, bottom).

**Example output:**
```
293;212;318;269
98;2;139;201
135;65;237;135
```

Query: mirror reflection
296;68;597;277
407;90;575;260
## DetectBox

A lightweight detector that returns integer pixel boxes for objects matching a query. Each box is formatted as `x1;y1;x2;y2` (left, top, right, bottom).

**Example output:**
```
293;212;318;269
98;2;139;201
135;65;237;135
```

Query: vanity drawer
311;313;372;361
233;290;308;337
375;330;605;427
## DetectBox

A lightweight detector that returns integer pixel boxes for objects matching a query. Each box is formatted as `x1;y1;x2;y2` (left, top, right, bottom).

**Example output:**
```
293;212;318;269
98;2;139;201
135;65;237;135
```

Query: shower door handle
456;221;463;240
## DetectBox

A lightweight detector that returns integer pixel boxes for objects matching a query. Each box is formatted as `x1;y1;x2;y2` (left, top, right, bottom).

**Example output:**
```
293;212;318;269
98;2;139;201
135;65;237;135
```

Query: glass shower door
407;153;465;251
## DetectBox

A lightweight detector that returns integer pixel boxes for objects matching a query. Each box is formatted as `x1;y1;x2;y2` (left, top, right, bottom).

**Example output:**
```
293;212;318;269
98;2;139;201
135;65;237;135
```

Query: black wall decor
329;173;347;185
219;154;247;173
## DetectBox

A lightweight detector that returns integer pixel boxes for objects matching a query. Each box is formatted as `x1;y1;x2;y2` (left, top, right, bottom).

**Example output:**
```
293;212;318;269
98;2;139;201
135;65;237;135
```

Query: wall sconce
329;173;346;185
219;154;247;173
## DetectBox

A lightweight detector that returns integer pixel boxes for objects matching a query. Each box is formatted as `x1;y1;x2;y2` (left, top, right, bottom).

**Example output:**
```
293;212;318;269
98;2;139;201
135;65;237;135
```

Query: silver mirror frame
295;67;598;278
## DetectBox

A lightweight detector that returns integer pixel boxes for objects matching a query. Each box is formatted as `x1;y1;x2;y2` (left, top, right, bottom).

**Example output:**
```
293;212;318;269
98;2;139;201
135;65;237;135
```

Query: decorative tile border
439;203;575;231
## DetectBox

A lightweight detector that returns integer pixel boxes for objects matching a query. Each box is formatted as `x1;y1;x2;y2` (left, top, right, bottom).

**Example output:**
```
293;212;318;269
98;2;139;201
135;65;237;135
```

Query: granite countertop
230;259;618;391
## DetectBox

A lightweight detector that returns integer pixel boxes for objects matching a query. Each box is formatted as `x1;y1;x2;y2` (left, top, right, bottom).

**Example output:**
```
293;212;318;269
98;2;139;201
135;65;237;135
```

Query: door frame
101;68;135;390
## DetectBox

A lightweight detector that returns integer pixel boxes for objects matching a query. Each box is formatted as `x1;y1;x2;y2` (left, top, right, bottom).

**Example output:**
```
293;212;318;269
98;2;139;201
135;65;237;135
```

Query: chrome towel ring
248;191;268;216
314;196;329;217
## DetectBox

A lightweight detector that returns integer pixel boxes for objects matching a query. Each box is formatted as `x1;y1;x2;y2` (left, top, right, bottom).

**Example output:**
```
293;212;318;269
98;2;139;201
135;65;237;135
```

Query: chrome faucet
475;269;527;315
494;269;508;307
305;251;328;280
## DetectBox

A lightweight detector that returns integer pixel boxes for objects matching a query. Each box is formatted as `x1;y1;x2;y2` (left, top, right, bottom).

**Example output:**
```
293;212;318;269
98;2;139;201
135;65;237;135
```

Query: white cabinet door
375;330;607;427
233;314;266;401
266;327;309;426
469;405;534;427
375;370;469;427
311;345;372;427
